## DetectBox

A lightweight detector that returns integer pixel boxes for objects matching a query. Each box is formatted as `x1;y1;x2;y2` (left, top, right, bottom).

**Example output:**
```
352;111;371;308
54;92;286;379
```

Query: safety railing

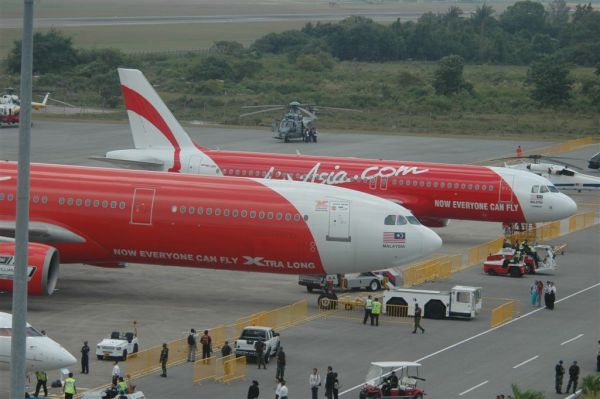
466;237;504;267
490;300;520;328
124;299;308;379
192;354;237;384
222;356;247;383
402;255;453;288
318;298;409;321
569;211;596;233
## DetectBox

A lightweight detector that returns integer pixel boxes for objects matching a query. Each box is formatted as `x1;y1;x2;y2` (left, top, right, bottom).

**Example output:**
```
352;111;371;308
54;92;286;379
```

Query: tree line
252;0;600;66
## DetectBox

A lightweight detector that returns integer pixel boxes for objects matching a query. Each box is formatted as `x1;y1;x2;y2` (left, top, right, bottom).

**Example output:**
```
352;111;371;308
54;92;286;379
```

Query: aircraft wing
89;156;165;171
0;220;85;243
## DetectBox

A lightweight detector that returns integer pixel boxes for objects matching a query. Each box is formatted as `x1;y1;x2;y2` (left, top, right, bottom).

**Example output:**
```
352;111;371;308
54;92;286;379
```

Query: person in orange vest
516;145;523;157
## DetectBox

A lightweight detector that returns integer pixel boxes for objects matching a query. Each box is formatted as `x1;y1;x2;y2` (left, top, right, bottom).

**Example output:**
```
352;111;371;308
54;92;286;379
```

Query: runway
0;120;598;397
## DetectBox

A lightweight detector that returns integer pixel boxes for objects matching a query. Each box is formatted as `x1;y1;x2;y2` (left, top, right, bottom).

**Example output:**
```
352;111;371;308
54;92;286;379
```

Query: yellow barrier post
223;356;247;383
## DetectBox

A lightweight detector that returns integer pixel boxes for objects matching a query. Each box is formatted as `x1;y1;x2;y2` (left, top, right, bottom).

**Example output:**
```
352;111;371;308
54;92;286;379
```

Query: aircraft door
130;188;156;225
369;176;377;190
380;176;388;191
326;200;351;242
499;175;514;203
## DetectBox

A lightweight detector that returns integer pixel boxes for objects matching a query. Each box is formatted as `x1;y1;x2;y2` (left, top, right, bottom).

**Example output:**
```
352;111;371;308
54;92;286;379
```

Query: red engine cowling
0;242;60;295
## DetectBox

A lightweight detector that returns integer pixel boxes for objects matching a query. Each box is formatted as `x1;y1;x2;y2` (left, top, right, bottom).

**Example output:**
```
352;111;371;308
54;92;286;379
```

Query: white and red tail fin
118;68;195;150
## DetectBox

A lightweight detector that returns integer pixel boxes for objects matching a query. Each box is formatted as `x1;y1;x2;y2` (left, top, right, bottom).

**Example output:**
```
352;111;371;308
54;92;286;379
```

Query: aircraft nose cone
555;194;578;219
419;226;443;256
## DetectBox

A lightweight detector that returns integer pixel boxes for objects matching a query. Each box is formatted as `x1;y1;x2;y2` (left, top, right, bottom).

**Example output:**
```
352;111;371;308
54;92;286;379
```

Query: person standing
555;360;565;394
413;303;425;334
536;280;543;308
530;281;538;307
548;282;556;310
255;339;266;369
221;340;232;357
187;328;197;362
544;281;551;309
247;380;260;399
371;298;381;326
63;372;76;399
516;145;523;158
111;361;120;385
80;341;90;374
200;330;212;361
333;372;340;399
159;343;169;377
363;295;373;325
309;368;321;399
597;340;600;372
325;366;335;399
34;370;48;397
278;380;288;399
275;378;283;399
276;346;286;381
566;361;580;394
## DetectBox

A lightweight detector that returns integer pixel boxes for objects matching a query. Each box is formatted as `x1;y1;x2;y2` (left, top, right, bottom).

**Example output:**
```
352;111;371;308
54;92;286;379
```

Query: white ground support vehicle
96;331;139;361
359;361;425;399
298;272;386;292
382;285;482;319
234;326;280;363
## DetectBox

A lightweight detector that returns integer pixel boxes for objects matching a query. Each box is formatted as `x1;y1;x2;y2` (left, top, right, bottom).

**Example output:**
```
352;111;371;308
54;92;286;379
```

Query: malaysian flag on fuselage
383;232;406;244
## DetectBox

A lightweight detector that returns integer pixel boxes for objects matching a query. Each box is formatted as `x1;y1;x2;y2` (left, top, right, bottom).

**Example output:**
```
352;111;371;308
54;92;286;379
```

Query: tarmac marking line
339;281;600;397
459;380;489;396
560;333;584;346
512;355;539;369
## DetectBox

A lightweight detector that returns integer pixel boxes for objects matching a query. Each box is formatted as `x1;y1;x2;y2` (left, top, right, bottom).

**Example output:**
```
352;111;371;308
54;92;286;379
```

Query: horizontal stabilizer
89;156;165;171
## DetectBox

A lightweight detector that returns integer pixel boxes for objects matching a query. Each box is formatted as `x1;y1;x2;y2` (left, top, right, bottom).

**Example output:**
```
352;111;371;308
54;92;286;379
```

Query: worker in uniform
555;360;565;394
34;370;48;397
117;376;128;394
363;295;373;325
159;343;169;377
370;298;381;326
516;145;523;157
111;360;120;385
255;339;267;369
63;372;76;399
566;360;580;394
413;303;425;334
81;340;90;374
276;346;286;381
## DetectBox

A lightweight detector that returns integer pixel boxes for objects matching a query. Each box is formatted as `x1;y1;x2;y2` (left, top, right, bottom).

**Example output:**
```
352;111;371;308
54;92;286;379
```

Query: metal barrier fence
490;300;521;328
192;354;236;384
223;356;247;383
400;211;598;288
125;299;308;379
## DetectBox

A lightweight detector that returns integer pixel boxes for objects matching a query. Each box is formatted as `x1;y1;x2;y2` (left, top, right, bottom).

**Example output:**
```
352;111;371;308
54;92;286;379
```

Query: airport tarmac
0;121;598;397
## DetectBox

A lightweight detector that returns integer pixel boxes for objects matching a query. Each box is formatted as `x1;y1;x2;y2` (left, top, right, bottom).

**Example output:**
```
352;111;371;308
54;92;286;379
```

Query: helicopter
497;154;600;192
0;88;50;126
240;101;360;143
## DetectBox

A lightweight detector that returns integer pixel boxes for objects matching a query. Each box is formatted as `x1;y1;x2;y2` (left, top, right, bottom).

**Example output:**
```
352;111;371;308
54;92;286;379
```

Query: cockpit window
384;215;396;225
26;326;43;337
396;215;407;225
531;185;539;193
540;186;549;193
547;185;559;193
406;216;421;225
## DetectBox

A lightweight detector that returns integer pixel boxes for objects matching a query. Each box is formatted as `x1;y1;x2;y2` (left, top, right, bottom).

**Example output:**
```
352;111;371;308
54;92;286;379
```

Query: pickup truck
96;331;139;361
234;326;280;363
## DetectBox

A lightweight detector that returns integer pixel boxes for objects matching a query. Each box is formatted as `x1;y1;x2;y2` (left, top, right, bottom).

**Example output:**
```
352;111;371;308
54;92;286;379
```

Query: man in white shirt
310;368;321;399
112;361;120;385
279;380;289;399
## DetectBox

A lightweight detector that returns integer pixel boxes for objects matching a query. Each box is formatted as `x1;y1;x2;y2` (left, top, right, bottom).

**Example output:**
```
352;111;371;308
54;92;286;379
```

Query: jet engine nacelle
418;217;451;228
0;242;60;295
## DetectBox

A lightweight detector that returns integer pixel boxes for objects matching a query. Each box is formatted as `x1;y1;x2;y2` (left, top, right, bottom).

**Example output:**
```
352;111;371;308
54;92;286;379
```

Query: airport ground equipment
96;331;139;361
484;244;560;276
359;361;425;399
299;272;386;293
382;285;482;319
234;326;280;363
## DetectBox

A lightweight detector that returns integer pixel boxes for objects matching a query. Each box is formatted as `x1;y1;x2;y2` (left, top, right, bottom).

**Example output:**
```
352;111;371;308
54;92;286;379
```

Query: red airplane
100;69;577;227
0;162;441;295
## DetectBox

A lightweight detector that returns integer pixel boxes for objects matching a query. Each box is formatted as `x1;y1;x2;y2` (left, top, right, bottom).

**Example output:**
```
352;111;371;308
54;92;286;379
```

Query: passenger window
224;209;230;217
67;198;74;206
94;200;100;207
268;212;274;220
198;207;204;215
468;184;472;190
392;179;397;185
454;183;459;189
0;193;4;200
412;180;418;187
475;184;480;191
396;216;407;225
119;201;126;209
215;208;221;216
33;195;39;203
461;183;466;190
250;210;257;218
259;211;265;219
42;196;48;204
482;185;487;191
489;185;494;191
59;197;65;205
406;216;421;225
242;170;247;176
384;215;396;225
540;186;549;193
398;180;404;186
102;200;108;208
7;194;14;201
441;182;445;189
241;210;248;218
85;199;91;207
232;209;239;217
206;208;213;216
419;181;425;187
189;207;195;215
111;201;117;209
433;182;438;188
180;206;186;214
294;214;301;222
531;185;539;193
285;213;291;221
426;181;431;188
235;170;240;176
276;212;283;220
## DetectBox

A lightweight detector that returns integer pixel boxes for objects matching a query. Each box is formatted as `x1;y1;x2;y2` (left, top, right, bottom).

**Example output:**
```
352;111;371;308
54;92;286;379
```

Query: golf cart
359;361;425;399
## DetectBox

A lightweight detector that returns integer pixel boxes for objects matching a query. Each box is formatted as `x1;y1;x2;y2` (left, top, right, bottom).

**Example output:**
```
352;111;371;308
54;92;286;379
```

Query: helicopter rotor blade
47;98;77;107
240;104;285;109
239;106;285;118
298;106;317;119
315;106;363;112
